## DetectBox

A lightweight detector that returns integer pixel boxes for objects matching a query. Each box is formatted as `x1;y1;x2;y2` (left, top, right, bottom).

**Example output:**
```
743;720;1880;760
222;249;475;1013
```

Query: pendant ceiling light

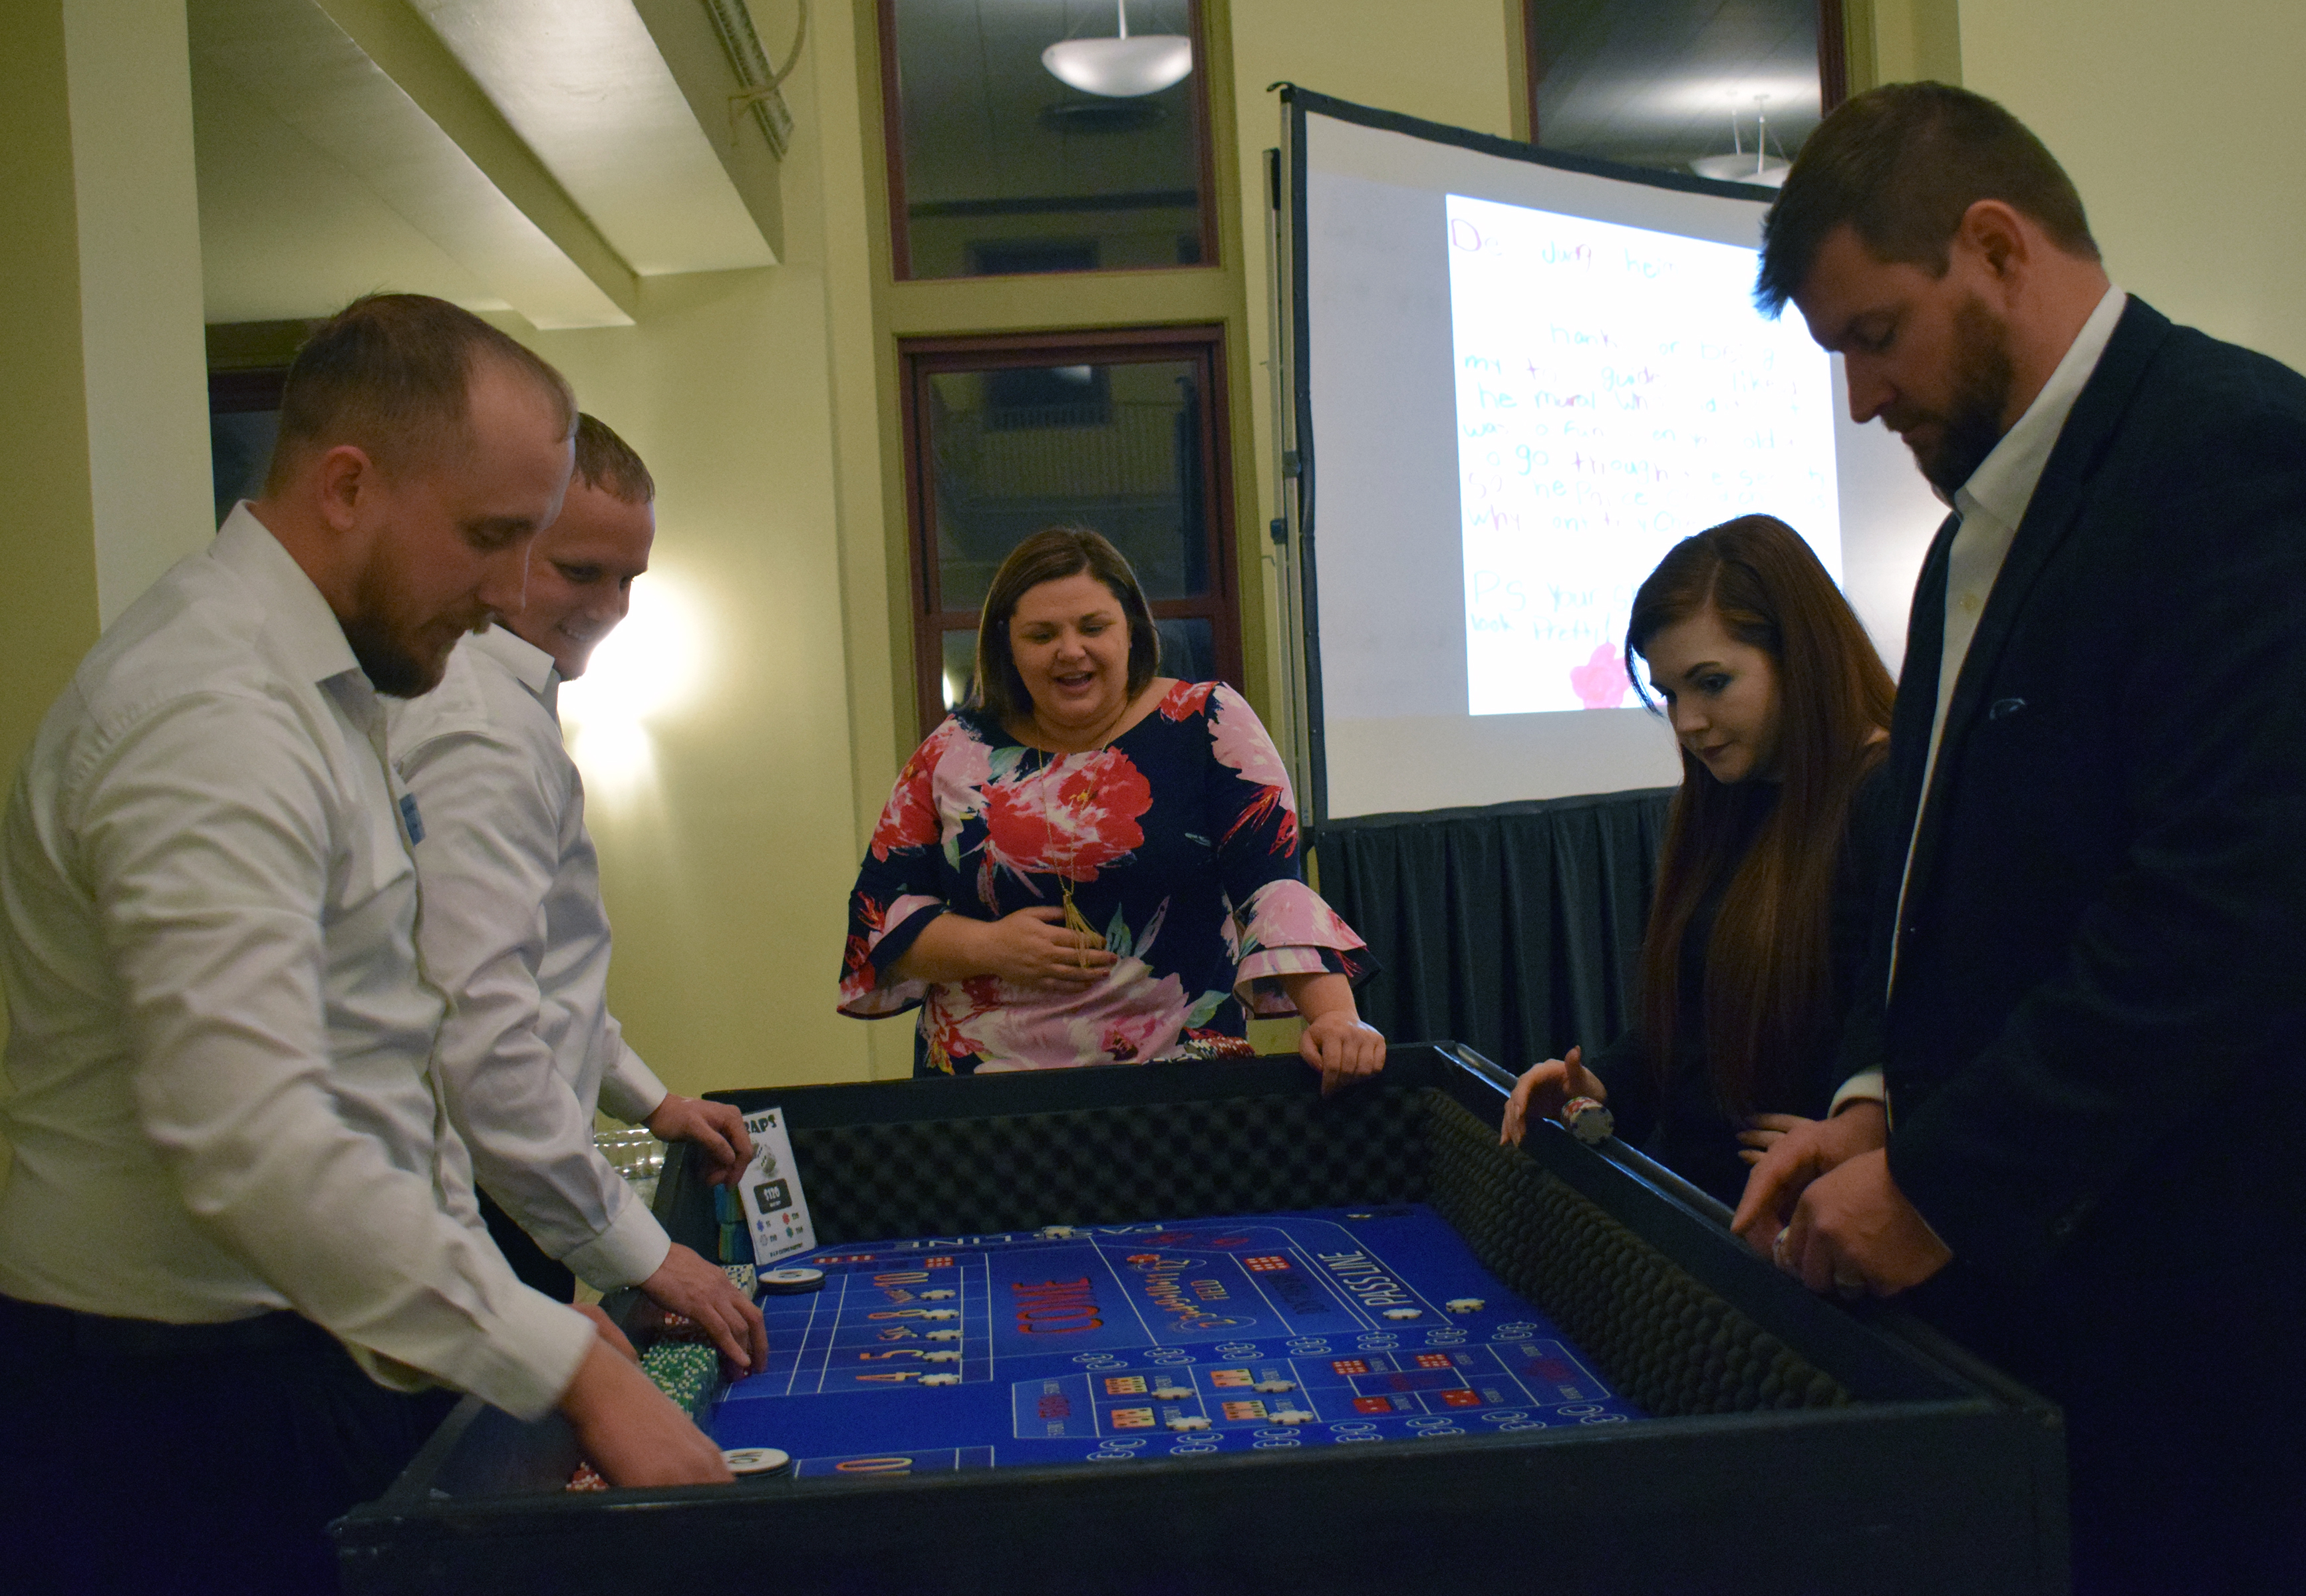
1691;96;1791;188
1042;1;1192;98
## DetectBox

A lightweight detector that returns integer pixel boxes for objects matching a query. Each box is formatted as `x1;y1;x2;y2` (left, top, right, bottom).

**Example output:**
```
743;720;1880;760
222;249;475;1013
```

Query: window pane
927;358;1207;612
1527;0;1823;182
940;627;980;712
889;0;1209;279
210;410;278;527
1153;616;1215;684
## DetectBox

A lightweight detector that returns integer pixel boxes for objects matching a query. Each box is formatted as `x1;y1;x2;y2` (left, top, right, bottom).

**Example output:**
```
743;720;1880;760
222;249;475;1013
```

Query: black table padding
1318;787;1673;1072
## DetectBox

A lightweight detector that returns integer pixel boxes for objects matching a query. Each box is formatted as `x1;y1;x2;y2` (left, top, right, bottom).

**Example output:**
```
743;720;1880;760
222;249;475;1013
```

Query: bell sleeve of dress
839;720;962;1017
1188;684;1376;1015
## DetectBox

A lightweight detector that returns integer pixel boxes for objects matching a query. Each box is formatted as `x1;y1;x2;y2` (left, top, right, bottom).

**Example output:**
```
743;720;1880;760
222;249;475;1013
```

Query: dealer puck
722;1447;790;1476
759;1267;825;1295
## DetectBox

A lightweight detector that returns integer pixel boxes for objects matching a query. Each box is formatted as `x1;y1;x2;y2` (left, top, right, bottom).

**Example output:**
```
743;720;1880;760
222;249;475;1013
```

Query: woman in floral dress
841;527;1383;1087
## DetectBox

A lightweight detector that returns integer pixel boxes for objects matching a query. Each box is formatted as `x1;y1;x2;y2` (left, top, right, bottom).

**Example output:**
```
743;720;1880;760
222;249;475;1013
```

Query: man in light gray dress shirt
0;296;730;1595
392;414;767;1373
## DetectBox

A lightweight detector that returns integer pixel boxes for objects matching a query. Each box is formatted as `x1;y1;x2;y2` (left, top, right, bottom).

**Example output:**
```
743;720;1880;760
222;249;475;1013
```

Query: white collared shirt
1887;288;2128;982
389;626;672;1290
1833;287;2128;1113
1924;285;2129;781
0;507;592;1420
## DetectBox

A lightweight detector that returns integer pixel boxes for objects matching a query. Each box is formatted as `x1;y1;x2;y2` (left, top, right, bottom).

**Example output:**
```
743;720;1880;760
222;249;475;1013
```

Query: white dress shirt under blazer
1890;286;2130;988
389;625;673;1291
0;507;592;1419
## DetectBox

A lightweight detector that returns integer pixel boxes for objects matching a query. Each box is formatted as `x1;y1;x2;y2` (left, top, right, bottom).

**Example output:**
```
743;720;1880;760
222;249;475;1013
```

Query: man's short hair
263;293;576;492
573;413;655;505
1756;82;2099;315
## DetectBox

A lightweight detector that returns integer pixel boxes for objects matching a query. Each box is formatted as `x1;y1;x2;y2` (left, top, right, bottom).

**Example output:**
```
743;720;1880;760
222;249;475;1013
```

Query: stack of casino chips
713;1186;744;1264
641;1340;719;1417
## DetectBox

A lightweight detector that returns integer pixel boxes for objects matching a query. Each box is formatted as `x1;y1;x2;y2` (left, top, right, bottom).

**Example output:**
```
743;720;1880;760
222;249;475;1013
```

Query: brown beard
341;559;461;698
1904;295;2017;496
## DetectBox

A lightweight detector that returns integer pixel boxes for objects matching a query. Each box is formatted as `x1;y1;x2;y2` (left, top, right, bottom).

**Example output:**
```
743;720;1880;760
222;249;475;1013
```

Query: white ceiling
191;0;781;329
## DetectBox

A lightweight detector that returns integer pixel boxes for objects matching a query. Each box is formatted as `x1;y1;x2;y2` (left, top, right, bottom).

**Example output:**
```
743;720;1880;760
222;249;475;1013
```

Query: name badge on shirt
398;793;426;845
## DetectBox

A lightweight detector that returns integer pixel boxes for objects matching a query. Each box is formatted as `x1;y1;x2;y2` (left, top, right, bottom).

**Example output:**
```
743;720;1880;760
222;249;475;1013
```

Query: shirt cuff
561;1190;674;1292
390;1291;598;1422
597;1044;669;1127
1828;1071;1887;1117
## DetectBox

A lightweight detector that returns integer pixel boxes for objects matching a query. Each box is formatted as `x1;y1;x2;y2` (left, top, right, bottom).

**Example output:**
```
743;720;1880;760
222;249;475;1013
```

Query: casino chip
1383;1307;1423;1320
917;1289;956;1300
920;1373;960;1386
1445;1297;1485;1314
722;1264;757;1294
1252;1379;1296;1393
926;1329;962;1341
922;1350;960;1362
919;1309;958;1319
1271;1410;1317;1426
1562;1096;1616;1146
721;1447;790;1476
1165;1416;1211;1431
1038;1225;1080;1239
640;1342;718;1416
759;1267;825;1295
1149;1385;1194;1401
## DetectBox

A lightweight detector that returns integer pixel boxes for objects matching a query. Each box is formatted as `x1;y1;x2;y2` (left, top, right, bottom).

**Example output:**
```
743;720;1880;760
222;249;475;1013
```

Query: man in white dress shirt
0;296;729;1595
392;414;766;1373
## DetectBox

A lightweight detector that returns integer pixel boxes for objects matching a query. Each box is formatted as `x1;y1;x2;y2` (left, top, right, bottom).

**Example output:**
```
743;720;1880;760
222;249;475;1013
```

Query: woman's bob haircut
972;526;1162;728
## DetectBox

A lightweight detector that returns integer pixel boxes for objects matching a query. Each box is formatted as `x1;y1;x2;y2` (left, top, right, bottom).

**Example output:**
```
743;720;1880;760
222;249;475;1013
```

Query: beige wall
1957;0;2306;373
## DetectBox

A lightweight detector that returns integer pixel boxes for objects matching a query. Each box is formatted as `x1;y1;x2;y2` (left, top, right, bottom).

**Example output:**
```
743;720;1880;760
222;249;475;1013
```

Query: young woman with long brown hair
1499;515;1899;1204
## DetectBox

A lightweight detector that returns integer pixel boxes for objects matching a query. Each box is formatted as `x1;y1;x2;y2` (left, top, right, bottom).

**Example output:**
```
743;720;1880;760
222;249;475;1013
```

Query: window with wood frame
879;0;1218;281
1522;0;1847;178
900;328;1242;739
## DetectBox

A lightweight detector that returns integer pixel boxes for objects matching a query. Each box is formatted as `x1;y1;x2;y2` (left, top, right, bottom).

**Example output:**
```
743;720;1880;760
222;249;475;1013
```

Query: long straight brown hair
1626;516;1896;1115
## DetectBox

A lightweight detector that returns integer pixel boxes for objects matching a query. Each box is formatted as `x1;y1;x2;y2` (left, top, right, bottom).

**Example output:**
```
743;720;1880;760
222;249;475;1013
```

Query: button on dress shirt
390;625;673;1291
0;507;593;1420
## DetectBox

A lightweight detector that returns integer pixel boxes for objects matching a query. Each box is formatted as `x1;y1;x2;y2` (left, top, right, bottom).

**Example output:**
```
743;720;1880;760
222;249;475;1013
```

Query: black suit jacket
1880;298;2306;1306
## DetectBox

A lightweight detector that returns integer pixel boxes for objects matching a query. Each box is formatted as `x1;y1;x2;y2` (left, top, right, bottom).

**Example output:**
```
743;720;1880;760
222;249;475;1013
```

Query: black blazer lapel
1900;298;2174;901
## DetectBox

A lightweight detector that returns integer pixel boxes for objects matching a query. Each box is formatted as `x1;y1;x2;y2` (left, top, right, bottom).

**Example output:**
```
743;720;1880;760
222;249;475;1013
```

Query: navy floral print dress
841;682;1372;1073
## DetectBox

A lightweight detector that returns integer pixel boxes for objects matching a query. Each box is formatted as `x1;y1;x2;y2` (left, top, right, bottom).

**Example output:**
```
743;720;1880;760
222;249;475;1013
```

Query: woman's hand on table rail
1498;1046;1604;1146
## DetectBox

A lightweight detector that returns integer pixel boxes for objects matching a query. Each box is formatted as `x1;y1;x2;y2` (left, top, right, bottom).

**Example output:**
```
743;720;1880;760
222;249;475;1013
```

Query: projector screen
1282;92;1946;823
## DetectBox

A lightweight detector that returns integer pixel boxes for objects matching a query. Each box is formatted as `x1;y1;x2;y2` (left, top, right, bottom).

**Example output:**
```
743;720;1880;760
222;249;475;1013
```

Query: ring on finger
1771;1226;1791;1265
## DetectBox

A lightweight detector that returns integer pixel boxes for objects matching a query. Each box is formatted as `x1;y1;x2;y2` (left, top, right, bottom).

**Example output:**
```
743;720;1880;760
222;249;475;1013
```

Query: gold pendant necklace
1034;698;1127;959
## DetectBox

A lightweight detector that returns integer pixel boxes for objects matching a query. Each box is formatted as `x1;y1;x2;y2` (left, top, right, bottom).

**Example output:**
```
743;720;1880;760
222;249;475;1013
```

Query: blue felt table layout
710;1205;1646;1477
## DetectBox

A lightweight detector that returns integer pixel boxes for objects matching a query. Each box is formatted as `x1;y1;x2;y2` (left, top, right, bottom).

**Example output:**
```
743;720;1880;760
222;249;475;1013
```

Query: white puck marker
721;1447;790;1476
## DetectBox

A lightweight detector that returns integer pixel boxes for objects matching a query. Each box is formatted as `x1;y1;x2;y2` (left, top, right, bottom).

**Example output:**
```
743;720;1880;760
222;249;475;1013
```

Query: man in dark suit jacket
1732;84;2306;1593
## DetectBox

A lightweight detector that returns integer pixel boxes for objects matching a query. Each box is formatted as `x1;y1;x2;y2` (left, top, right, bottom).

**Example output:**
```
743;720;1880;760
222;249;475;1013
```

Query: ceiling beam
629;0;792;263
190;0;639;328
